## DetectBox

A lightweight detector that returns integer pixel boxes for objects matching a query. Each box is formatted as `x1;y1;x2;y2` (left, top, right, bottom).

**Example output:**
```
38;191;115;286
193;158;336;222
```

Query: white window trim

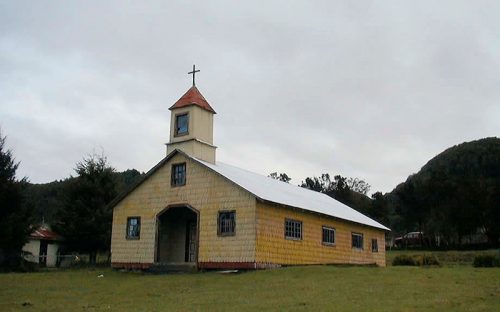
217;210;236;236
285;219;302;240
352;232;364;250
322;226;336;246
126;216;141;240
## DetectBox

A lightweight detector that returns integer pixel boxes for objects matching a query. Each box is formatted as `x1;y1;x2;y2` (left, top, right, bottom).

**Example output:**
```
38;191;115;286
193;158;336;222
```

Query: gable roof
30;227;62;241
169;86;216;114
111;150;390;231
192;157;390;231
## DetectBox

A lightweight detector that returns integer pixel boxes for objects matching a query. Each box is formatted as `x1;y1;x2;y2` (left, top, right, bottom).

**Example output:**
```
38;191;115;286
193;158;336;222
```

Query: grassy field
1;252;499;311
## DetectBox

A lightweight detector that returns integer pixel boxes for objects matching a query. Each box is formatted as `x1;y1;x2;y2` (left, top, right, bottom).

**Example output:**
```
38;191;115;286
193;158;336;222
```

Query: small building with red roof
22;225;63;267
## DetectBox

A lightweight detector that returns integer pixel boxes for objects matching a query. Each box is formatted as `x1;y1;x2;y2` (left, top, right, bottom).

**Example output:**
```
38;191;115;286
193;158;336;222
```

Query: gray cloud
1;0;499;193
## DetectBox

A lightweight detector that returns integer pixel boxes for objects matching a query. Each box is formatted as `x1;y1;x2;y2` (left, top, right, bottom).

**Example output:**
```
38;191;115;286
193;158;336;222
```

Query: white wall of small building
46;243;59;267
22;239;40;263
22;239;60;267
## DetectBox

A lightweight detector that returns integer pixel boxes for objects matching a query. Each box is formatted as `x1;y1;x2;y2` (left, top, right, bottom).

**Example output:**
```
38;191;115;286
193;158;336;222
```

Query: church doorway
156;205;199;265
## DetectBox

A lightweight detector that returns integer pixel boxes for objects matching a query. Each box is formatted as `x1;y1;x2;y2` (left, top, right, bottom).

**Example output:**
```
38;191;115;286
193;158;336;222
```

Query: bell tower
166;66;217;163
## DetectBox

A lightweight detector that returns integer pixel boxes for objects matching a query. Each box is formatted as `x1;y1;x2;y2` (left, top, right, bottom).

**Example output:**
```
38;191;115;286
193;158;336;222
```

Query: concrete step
148;262;197;274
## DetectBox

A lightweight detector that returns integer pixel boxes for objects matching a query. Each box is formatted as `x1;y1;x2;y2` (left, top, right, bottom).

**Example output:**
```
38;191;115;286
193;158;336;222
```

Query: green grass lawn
1;254;499;311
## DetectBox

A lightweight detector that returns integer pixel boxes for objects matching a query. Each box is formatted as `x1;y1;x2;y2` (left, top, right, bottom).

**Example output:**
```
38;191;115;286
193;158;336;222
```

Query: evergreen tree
370;192;390;225
54;153;117;264
0;132;33;268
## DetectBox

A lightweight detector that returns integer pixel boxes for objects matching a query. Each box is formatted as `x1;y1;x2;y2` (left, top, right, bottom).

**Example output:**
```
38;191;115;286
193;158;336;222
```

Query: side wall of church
255;202;386;267
111;153;256;268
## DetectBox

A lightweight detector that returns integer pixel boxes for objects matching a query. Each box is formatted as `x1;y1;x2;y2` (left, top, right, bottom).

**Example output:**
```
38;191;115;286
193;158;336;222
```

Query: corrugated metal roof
193;157;390;231
30;228;62;241
110;149;390;231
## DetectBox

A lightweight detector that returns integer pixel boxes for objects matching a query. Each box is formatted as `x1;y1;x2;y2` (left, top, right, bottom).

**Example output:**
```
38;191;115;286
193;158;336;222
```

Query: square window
372;239;378;252
218;211;236;236
285;219;302;240
322;226;335;245
171;163;186;186
352;232;363;249
126;217;140;239
175;113;189;136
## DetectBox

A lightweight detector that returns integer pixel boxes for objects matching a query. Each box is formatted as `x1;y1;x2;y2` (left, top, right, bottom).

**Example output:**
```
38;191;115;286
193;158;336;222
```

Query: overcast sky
1;1;499;194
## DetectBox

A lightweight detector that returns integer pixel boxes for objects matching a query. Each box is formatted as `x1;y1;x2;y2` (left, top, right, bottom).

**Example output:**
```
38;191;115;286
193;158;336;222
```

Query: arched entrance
156;205;199;265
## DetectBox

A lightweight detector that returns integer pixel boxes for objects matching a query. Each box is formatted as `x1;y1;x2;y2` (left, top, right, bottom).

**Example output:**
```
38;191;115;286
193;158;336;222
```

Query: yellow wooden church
110;77;390;270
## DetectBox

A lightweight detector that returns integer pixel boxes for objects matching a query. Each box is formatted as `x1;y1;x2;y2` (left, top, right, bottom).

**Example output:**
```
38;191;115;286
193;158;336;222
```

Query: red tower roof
169;86;216;114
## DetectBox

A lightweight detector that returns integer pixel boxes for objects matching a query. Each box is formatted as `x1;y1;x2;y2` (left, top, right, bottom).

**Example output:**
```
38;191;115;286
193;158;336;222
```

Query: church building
110;71;389;269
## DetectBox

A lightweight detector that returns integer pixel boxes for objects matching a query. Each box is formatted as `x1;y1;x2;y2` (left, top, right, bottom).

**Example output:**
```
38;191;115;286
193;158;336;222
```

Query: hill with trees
3;126;497;269
293;137;499;248
388;137;499;246
20;156;144;264
24;168;143;225
19;136;500;256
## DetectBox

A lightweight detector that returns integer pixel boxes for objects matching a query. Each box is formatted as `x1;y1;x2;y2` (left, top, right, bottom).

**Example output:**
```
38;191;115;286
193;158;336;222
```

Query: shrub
416;254;440;266
19;259;39;272
473;255;500;267
392;255;417;266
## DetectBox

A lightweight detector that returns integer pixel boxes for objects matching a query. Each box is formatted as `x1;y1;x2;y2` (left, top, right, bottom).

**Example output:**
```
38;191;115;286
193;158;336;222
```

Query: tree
346;177;371;195
370;192;390;226
268;172;292;183
300;173;372;214
54;153;117;264
114;169;143;193
0;132;33;268
22;169;144;226
23;179;66;225
300;174;333;193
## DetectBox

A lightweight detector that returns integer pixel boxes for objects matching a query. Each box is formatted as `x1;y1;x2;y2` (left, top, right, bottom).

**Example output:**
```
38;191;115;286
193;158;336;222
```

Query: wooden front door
186;222;197;263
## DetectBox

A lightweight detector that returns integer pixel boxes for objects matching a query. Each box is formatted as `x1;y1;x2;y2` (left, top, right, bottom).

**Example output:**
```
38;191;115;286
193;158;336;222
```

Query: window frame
126;216;141;240
171;162;186;187
371;238;378;252
322;226;336;246
217;210;236;236
284;218;302;240
351;232;364;249
174;112;189;137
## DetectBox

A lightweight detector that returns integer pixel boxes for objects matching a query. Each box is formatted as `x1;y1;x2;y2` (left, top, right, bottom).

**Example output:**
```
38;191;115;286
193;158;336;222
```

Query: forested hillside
388;137;499;245
24;169;144;224
17;137;500;253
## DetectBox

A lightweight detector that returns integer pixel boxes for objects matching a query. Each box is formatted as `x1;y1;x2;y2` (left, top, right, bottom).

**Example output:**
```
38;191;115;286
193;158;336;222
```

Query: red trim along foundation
198;262;258;269
198;262;283;269
112;262;283;270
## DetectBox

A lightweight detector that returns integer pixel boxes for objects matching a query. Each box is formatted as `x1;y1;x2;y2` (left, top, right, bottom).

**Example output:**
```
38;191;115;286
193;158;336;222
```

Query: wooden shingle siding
111;153;257;266
255;202;386;267
111;151;387;268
